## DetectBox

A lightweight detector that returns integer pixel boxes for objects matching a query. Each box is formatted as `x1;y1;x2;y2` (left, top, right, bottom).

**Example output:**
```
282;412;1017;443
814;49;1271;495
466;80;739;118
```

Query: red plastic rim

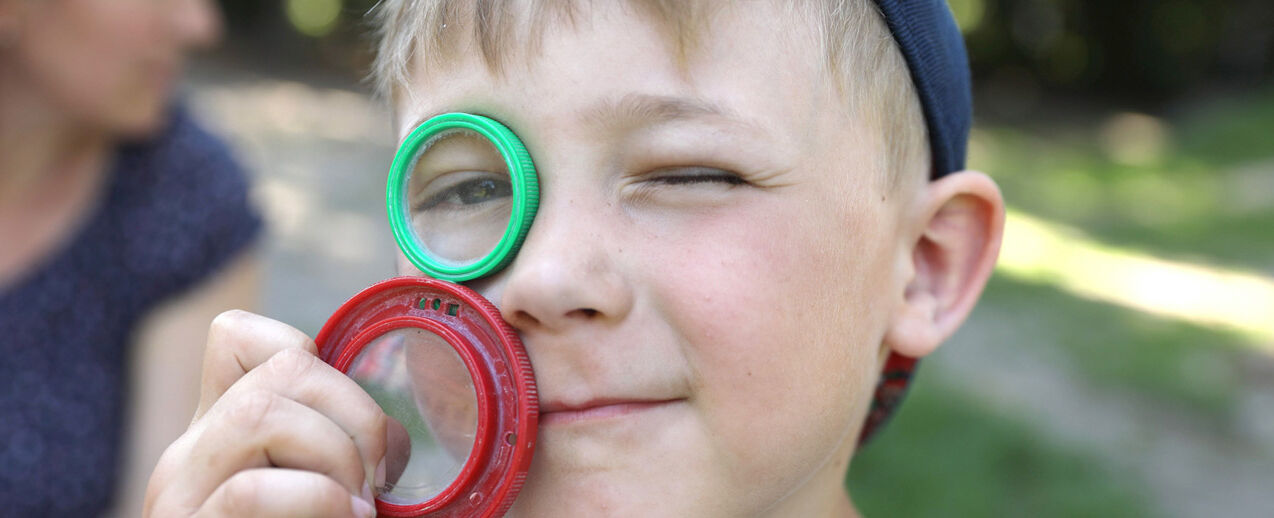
315;277;538;518
334;316;492;513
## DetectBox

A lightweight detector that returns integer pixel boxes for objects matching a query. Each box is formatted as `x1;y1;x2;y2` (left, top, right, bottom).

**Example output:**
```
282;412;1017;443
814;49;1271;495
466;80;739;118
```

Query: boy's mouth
539;397;684;426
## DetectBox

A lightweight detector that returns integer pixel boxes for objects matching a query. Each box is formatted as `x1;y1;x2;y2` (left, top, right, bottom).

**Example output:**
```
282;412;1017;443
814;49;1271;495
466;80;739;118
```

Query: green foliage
1177;89;1274;168
213;0;1272;103
975;88;1274;273
964;0;1272;100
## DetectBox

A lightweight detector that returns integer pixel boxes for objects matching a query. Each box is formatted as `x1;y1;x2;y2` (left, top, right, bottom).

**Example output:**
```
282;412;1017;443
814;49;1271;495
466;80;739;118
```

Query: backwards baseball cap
858;0;972;444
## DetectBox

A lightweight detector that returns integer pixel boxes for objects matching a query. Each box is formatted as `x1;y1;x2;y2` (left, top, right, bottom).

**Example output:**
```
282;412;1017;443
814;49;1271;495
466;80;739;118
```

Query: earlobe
884;170;1005;358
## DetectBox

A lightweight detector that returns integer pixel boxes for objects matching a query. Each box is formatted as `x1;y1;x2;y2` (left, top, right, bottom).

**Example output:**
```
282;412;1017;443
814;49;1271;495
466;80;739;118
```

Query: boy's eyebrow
583;93;767;135
402;94;767;140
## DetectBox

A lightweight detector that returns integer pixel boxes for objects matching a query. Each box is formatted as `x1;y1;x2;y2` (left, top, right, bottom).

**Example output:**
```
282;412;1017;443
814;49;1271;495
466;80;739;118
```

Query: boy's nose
494;201;634;333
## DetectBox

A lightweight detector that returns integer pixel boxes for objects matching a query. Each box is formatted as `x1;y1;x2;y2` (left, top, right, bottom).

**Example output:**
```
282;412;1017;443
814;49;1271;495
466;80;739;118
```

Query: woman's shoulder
109;103;263;302
117;103;250;197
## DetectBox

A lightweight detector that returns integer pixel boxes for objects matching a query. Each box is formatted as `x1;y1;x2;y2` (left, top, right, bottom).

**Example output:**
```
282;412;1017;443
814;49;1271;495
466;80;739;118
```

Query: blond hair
368;0;929;187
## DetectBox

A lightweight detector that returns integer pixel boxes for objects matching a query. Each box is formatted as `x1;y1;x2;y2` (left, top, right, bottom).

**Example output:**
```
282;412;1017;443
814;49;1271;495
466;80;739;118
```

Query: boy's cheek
650;201;889;407
650;222;879;393
394;253;418;277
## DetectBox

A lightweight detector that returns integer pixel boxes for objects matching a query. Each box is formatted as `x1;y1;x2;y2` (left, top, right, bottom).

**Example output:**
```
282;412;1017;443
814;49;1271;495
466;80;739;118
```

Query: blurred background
187;0;1274;516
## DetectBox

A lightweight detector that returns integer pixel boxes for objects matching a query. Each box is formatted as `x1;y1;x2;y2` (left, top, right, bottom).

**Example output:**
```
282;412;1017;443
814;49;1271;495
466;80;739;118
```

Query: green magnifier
388;113;539;282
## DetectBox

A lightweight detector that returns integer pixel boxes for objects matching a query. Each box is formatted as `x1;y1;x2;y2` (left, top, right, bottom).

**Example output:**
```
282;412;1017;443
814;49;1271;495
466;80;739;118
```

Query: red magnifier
316;277;537;517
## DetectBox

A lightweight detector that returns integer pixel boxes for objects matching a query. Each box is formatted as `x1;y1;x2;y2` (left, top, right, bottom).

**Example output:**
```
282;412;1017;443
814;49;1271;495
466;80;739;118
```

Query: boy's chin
509;413;717;515
508;473;703;517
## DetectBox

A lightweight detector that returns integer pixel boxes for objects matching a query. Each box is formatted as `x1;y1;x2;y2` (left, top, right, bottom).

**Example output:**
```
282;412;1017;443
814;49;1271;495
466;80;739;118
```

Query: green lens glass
388;113;539;281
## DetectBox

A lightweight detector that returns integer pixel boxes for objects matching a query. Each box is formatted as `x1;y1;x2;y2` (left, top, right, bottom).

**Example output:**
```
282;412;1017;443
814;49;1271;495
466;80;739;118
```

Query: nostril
512;310;541;328
572;308;600;318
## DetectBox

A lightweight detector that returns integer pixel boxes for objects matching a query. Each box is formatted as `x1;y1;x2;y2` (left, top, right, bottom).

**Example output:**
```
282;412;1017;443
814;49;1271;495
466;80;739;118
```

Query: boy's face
394;3;912;516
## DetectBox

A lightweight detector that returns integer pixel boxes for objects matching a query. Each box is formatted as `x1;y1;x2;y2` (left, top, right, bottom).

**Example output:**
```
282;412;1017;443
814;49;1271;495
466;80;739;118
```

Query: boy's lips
539;397;684;425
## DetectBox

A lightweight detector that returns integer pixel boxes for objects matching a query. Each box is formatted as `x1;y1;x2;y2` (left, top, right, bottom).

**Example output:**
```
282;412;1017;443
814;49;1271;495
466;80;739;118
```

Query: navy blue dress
0;107;262;516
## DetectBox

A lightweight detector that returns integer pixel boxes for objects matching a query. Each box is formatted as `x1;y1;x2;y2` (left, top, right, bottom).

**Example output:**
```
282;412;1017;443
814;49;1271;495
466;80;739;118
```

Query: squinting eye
416;177;513;211
648;167;747;186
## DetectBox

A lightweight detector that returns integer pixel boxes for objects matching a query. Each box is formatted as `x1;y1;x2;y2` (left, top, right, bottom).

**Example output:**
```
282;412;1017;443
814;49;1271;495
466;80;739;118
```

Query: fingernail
375;458;387;491
351;493;376;518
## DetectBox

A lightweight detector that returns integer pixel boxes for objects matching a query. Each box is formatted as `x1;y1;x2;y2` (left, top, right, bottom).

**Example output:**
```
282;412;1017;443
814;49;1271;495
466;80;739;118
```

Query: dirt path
936;300;1274;517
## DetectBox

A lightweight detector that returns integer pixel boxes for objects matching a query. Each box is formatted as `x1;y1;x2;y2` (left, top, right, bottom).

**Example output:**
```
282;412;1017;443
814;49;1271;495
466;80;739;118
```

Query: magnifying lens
388;113;539;282
316;277;537;517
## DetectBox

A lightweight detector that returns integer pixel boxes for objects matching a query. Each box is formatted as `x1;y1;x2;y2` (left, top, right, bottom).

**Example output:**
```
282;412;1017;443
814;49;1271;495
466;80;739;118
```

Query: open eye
407;129;510;214
414;173;513;212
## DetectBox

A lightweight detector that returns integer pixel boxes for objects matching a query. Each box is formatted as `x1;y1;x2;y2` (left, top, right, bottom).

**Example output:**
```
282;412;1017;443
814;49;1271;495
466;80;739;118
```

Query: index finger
193;310;318;422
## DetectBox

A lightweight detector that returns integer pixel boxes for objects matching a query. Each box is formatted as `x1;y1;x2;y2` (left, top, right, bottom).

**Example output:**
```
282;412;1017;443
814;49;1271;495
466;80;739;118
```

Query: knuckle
224;389;280;433
147;433;193;489
298;473;351;514
208;309;252;339
144;433;207;518
217;472;265;515
264;347;321;379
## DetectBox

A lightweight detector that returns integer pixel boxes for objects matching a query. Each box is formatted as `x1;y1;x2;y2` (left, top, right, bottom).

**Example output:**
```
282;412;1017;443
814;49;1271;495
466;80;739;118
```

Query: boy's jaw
391;3;907;516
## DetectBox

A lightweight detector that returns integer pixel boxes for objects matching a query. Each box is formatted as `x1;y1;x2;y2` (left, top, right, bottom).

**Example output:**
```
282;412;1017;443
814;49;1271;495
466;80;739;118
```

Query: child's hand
142;310;387;518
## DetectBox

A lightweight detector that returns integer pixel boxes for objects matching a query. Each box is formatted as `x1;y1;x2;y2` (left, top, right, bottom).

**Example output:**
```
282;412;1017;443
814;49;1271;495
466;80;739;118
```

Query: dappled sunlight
191;79;390;146
285;0;342;38
997;209;1274;348
968;110;1274;276
1099;112;1172;167
254;164;385;265
948;0;987;34
320;211;383;264
257;176;316;236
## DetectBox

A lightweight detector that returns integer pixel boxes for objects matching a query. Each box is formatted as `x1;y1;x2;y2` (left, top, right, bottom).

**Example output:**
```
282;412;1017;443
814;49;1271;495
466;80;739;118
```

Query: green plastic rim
387;113;539;282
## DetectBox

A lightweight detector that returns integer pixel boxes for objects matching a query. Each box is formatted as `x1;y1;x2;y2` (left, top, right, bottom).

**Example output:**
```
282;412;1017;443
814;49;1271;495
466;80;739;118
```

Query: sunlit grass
998;209;1274;347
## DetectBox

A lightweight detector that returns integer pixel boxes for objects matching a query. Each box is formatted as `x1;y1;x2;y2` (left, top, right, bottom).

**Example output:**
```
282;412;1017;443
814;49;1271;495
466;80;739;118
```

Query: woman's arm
111;251;261;518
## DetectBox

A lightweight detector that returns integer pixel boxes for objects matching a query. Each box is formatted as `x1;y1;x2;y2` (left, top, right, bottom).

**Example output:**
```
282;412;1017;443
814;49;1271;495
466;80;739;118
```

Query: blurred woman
0;1;261;515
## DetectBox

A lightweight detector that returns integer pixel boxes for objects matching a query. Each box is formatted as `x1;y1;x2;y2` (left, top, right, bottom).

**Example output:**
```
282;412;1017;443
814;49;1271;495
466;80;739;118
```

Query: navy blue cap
873;0;972;178
859;0;971;445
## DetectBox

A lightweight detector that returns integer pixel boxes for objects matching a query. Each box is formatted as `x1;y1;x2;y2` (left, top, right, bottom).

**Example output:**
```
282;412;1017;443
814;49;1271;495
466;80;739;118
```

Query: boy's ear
884;170;1004;359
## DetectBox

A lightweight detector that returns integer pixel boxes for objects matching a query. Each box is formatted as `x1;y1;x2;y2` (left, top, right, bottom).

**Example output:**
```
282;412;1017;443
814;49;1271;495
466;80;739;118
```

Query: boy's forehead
394;2;846;145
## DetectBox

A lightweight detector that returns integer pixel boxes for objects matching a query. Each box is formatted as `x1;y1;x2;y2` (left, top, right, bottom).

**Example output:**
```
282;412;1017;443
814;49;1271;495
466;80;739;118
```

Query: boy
144;0;1003;516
